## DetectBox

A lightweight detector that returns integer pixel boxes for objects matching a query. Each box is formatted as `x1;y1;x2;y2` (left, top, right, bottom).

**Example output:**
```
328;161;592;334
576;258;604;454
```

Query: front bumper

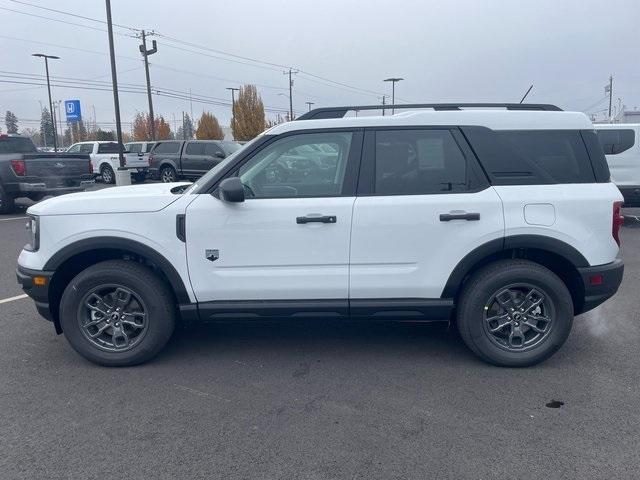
577;258;624;314
16;266;54;322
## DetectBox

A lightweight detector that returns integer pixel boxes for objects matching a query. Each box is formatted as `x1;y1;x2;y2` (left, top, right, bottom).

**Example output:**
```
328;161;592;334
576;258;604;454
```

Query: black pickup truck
0;134;95;213
147;139;242;182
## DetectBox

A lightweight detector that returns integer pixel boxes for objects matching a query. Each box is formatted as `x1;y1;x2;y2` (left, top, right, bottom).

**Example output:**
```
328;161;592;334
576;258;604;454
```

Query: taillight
11;159;26;176
148;154;154;167
612;201;624;246
88;160;93;174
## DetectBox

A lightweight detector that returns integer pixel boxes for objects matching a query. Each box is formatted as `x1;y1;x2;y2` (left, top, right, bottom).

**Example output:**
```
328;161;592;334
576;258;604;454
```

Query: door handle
439;212;480;221
296;215;337;224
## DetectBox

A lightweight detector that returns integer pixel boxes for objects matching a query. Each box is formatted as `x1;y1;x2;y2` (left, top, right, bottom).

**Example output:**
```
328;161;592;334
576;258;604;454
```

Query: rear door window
153;141;181;154
79;144;94;154
185;142;206;155
373;129;472;195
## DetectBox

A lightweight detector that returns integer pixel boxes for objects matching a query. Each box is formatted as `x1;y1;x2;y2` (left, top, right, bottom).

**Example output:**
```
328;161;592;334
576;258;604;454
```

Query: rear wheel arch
443;235;587;312
45;237;190;324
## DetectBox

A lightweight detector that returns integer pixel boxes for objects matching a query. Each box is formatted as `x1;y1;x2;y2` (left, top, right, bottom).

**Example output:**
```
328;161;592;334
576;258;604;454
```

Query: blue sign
64;100;82;122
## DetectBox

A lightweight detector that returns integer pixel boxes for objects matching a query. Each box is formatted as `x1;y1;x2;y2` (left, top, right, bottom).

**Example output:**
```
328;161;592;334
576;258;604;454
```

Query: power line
8;0;138;32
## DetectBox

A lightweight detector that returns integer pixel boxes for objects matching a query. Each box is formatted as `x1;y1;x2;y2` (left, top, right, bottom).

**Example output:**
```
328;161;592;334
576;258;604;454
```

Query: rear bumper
4;175;95;196
17;180;95;193
16;266;54;322
577;258;624;314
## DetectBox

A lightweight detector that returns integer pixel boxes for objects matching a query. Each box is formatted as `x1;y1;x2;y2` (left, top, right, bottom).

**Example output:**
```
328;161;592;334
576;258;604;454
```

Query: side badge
205;249;219;262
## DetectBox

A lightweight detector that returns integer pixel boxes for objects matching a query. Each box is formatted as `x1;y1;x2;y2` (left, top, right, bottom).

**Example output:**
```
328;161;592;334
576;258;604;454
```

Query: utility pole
384;77;403;115
382;95;386;116
31;53;59;151
189;88;194;119
606;75;613;119
139;30;158;140
284;69;297;120
182;111;185;140
226;87;239;121
104;0;126;176
305;101;314;112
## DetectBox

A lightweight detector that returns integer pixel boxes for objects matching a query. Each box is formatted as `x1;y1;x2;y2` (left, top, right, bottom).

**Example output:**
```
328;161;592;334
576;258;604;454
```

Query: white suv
17;104;624;367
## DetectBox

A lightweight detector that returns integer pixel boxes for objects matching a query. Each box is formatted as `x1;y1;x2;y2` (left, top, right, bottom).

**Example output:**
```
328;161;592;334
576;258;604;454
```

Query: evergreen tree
40;108;55;147
5;111;19;134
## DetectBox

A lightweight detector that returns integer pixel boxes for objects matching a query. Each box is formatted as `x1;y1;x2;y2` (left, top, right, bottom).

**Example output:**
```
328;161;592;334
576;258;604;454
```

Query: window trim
204;128;364;199
357;126;489;197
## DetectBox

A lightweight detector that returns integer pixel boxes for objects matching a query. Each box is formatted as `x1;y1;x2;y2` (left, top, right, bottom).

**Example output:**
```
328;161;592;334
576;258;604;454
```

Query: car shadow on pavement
156;319;474;365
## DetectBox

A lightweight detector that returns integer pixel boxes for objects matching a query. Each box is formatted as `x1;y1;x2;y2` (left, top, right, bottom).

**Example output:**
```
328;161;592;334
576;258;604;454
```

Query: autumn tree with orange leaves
196;111;224;140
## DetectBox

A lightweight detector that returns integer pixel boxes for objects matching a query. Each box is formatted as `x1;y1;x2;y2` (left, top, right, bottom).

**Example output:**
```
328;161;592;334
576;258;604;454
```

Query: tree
40;108;55;147
156;116;172;140
230;84;266;141
21;128;40;146
69;120;88;142
196;111;224;140
132;112;171;140
5;111;18;134
95;128;115;141
265;113;287;129
183;113;194;139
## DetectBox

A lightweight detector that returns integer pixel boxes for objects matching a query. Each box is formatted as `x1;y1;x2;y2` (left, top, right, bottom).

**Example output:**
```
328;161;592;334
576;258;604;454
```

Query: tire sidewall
460;263;573;367
101;165;114;184
160;166;176;183
59;264;174;366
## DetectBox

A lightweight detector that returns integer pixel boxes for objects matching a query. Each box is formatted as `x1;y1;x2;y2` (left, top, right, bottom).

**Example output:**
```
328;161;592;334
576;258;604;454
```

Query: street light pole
104;0;127;175
383;77;403;115
32;53;59;151
139;30;158;140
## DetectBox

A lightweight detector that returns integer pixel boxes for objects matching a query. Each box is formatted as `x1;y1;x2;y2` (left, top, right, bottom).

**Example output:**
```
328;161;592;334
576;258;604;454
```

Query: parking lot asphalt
1;200;639;479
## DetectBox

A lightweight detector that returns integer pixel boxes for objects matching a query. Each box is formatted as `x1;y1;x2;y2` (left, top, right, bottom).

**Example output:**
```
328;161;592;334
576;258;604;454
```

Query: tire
131;172;147;183
0;185;16;214
100;164;115;184
59;260;175;366
28;193;47;202
456;259;573;367
160;165;177;183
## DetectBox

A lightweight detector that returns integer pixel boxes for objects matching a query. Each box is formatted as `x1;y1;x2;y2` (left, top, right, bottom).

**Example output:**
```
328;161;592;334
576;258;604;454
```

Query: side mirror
215;151;225;159
138;152;144;157
218;177;245;203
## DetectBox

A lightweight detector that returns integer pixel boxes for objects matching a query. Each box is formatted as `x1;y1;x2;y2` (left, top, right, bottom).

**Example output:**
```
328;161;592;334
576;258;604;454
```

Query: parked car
148;140;242;182
0;134;94;214
124;141;157;182
595;124;639;207
17;103;624;367
66;141;148;184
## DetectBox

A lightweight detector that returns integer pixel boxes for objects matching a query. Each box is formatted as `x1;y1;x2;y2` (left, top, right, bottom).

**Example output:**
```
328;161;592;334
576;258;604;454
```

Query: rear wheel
0;185;16;214
457;260;573;367
100;164;115;184
59;260;175;366
160;165;177;183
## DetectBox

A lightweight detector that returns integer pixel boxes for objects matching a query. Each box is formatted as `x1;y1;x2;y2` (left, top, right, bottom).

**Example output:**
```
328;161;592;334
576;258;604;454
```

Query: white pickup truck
66;141;148;183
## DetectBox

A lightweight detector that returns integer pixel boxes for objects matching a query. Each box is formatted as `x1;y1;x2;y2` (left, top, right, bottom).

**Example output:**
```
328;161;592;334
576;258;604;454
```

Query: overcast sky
1;0;639;134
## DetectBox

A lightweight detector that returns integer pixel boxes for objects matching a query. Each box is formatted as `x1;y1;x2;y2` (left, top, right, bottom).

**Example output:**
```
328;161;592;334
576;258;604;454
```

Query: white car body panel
184;194;355;301
594;124;640;187
494;183;622;266
349;187;504;298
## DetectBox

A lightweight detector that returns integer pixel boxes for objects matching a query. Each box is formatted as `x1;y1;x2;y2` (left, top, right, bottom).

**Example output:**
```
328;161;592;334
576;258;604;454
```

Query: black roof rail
296;103;563;120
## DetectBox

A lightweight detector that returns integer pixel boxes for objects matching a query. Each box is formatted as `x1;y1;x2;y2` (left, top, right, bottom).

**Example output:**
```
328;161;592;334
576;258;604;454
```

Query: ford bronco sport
16;104;624;367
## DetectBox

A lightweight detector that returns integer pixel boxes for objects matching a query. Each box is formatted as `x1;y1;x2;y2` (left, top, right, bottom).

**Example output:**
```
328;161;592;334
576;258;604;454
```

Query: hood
28;182;192;216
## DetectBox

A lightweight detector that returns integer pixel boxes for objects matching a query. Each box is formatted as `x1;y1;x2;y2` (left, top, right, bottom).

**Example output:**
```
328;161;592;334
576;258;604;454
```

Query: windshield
189;135;263;193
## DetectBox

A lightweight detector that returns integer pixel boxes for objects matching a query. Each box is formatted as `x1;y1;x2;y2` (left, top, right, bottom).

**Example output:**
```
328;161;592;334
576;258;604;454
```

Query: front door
185;130;362;312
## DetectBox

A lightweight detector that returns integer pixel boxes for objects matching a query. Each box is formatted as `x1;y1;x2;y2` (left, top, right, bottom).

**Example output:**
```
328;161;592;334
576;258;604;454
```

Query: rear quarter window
462;128;597;184
596;129;635;155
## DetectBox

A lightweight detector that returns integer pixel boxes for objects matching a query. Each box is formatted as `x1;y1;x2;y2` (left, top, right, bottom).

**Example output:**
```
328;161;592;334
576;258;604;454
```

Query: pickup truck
66;141;148;184
148;140;242;182
0;134;94;214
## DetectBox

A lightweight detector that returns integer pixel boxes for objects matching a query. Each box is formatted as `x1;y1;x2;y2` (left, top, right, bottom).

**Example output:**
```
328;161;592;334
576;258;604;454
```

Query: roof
266;110;594;135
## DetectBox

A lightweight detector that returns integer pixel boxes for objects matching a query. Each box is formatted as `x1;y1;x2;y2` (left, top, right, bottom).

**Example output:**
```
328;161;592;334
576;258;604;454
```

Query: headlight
25;215;40;252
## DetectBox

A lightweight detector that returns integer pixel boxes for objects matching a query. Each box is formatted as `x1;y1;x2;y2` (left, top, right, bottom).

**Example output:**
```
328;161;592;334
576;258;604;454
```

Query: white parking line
0;216;28;222
0;294;28;305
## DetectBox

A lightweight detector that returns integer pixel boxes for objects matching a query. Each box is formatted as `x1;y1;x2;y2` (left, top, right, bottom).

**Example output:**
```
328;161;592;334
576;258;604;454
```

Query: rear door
349;128;504;306
182;141;206;178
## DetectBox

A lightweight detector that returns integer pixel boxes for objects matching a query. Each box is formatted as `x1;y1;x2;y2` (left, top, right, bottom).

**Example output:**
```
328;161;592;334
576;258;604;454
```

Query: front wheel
160;166;177;183
59;260;175;366
100;164;115;184
456;260;574;367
